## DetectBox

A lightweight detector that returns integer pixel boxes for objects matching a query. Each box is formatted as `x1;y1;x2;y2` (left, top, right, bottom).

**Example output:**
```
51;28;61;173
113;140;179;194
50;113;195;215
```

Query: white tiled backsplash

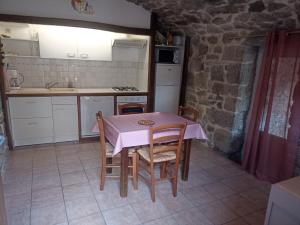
5;57;148;89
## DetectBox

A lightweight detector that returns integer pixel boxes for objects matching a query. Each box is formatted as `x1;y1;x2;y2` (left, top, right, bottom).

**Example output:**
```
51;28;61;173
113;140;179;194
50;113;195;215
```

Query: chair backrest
149;123;187;163
118;103;147;115
178;106;199;122
96;111;106;158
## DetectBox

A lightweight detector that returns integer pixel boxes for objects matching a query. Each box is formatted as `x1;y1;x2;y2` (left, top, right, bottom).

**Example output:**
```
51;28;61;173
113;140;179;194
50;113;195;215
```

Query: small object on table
138;119;155;126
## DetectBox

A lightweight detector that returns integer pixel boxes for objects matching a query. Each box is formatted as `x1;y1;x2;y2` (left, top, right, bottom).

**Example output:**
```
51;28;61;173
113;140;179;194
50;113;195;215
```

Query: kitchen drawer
155;64;181;86
9;97;52;118
52;96;77;105
11;117;53;146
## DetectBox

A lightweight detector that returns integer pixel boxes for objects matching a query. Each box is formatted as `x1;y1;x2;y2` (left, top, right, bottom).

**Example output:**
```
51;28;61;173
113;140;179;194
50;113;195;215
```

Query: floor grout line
54;146;70;225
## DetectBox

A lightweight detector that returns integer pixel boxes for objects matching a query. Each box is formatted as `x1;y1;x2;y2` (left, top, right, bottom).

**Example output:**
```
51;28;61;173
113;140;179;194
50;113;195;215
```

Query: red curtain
242;31;300;183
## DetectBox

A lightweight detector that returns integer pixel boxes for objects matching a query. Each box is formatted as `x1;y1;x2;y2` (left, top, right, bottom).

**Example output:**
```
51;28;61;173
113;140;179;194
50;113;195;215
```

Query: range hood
113;39;147;48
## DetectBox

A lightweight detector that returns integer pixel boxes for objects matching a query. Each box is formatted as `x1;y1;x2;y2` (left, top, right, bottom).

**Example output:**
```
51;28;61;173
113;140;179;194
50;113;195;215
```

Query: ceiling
127;0;300;35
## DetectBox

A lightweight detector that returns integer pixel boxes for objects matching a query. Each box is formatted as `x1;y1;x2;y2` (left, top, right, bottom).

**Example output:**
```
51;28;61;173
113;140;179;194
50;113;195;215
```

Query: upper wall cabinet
38;26;112;61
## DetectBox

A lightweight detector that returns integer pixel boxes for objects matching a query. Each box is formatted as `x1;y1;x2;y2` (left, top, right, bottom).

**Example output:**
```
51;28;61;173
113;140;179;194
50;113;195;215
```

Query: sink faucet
45;82;59;89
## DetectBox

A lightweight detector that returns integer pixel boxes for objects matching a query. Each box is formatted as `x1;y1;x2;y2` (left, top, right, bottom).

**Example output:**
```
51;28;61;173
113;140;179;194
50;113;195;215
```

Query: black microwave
155;48;179;64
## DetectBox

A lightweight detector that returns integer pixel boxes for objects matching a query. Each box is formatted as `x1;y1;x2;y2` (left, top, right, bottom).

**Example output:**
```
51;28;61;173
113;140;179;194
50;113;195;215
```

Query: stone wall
185;36;264;154
128;0;300;156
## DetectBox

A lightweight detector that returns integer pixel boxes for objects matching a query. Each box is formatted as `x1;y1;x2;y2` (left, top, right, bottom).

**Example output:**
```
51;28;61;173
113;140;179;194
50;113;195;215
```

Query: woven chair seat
138;146;176;163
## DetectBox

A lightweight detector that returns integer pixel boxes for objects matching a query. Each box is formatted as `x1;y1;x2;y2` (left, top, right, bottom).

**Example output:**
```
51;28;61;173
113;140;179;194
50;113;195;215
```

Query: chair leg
150;163;156;202
100;156;107;191
172;162;179;197
160;162;167;179
132;153;138;190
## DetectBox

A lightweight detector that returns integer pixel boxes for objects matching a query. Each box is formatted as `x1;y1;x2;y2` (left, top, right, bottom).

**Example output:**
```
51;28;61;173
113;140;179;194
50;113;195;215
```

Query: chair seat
105;142;136;157
138;147;176;163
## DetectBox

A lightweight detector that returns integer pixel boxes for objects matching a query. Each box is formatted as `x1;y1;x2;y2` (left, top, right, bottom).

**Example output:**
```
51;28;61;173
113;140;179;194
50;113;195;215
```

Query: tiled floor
3;141;271;225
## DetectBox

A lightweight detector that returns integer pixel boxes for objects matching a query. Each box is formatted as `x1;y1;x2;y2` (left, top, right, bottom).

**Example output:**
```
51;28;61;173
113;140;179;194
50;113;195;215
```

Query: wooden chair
178;106;199;122
118;103;147;115
136;123;187;202
96;111;138;190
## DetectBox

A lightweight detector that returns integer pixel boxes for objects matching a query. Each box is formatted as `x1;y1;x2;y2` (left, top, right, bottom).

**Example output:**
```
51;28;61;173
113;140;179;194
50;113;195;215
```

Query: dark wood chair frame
137;123;187;202
96;111;138;190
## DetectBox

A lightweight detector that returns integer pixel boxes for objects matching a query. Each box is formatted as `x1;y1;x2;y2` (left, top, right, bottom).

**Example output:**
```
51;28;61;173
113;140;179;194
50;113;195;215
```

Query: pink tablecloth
92;112;207;155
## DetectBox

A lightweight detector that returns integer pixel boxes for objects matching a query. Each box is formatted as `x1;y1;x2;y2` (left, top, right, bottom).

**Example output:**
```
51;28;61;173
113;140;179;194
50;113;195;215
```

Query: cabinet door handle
55;108;66;111
28;122;38;125
80;53;89;58
67;53;76;58
168;68;172;71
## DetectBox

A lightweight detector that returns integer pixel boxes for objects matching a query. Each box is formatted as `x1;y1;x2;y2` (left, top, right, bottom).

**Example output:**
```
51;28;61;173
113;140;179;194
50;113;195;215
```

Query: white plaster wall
0;0;151;28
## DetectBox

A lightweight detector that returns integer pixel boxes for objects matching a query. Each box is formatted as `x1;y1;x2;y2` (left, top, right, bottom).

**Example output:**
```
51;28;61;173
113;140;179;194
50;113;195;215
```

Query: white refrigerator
154;64;182;113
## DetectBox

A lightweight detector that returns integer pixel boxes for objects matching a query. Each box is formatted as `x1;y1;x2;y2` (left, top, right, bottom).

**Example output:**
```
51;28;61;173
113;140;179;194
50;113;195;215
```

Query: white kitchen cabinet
52;96;78;142
11;117;54;146
38;26;78;59
9;97;54;146
264;177;300;225
77;30;112;61
39;26;112;61
9;97;52;119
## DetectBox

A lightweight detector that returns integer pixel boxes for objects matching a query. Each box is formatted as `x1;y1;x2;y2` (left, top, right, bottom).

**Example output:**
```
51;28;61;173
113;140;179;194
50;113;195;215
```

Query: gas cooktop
112;86;139;92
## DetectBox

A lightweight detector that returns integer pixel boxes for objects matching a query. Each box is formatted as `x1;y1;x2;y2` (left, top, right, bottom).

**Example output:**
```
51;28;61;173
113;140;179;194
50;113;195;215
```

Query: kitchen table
93;112;207;197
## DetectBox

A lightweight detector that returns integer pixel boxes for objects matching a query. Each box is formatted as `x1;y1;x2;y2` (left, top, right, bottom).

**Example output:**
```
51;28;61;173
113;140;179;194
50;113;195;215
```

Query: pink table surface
92;112;207;155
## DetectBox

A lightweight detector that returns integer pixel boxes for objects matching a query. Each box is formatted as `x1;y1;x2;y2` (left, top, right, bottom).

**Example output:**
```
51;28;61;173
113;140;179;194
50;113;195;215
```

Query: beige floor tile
4;168;32;184
178;171;216;190
69;213;106;225
181;185;217;206
223;218;250;225
63;182;94;201
32;186;64;208
243;211;266;225
81;157;101;170
199;201;238;225
203;181;236;199
31;202;67;225
78;149;100;160
222;194;260;216
103;205;141;225
240;188;269;210
58;160;84;174
61;170;88;186
4;180;32;197
204;164;244;179
32;174;61;191
5;192;31;215
171;207;213;225
85;167;100;181
33;164;59;178
65;196;100;220
131;198;171;223
57;154;80;164
33;158;57;168
143;216;178;225
94;189;131;211
158;192;194;213
7;208;30;225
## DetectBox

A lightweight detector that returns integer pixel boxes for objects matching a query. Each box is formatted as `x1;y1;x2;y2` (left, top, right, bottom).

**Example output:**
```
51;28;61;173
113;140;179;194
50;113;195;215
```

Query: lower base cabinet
9;96;79;147
53;104;78;142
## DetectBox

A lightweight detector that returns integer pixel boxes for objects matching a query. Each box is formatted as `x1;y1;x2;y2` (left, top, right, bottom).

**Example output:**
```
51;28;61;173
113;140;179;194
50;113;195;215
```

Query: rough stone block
222;46;244;61
226;64;241;84
224;97;238;112
207;108;234;128
214;128;232;153
211;65;225;81
249;1;265;12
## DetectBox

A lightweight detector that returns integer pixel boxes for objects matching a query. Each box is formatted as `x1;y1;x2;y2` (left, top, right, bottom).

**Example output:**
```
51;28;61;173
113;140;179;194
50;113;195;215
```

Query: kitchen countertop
5;88;148;96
